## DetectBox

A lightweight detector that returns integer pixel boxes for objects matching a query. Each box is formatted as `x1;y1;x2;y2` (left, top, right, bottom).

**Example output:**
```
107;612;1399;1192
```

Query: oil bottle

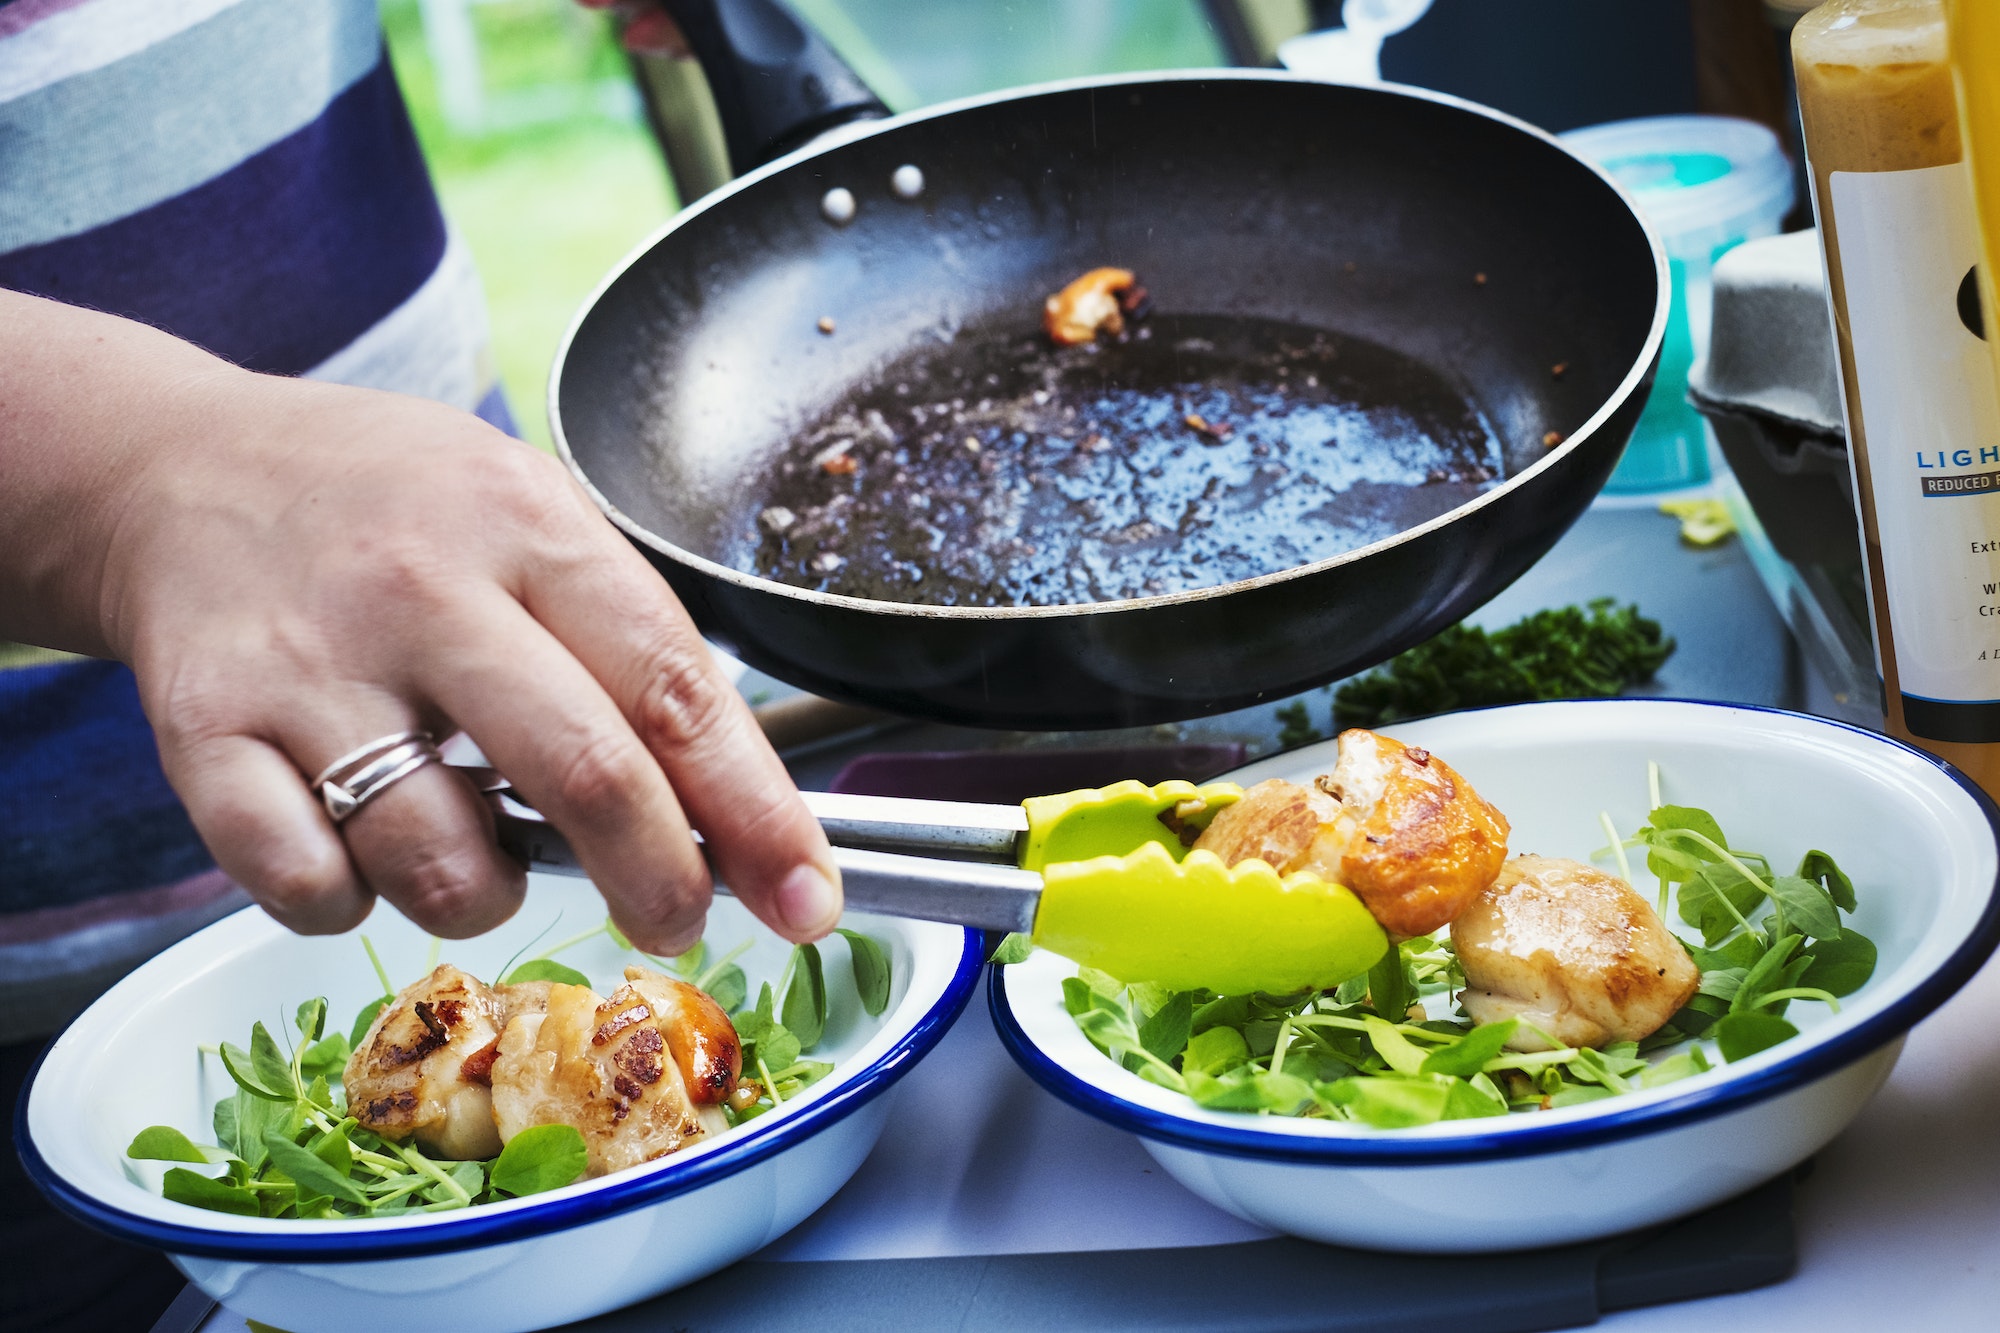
1794;0;2000;793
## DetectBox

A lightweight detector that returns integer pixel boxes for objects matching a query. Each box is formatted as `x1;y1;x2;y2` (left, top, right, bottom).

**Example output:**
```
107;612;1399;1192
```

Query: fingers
160;732;373;935
516;538;843;944
320;751;528;942
416;597;719;955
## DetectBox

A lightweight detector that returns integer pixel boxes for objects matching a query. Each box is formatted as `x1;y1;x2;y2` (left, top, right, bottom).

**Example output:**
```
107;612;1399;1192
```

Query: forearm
0;289;253;658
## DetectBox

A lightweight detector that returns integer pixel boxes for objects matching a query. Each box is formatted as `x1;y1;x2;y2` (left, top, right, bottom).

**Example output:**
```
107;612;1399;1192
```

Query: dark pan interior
560;77;1654;565
553;76;1661;728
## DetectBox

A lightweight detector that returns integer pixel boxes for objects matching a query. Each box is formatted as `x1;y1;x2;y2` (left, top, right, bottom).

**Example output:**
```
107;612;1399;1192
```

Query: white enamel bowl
994;700;2000;1252
19;877;981;1331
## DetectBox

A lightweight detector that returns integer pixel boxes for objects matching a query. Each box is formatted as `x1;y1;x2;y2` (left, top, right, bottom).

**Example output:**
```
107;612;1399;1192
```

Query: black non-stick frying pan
551;0;1666;731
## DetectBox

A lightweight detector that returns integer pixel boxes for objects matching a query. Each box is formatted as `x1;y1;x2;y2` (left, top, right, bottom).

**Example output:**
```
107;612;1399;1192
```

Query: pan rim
549;68;1670;623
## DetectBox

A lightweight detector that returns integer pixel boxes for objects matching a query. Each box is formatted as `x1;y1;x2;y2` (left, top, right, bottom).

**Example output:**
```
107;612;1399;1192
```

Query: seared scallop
1192;728;1510;938
344;964;506;1160
1452;854;1701;1052
490;972;734;1177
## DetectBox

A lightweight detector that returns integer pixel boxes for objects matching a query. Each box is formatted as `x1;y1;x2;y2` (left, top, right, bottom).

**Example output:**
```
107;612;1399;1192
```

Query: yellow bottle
1795;0;2000;794
1947;1;2000;392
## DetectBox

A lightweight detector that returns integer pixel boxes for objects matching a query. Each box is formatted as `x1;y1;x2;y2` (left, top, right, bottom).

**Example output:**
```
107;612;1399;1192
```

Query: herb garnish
1330;599;1674;730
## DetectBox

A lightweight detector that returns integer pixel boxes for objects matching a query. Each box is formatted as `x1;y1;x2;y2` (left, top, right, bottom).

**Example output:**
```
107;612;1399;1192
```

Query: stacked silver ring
314;730;442;824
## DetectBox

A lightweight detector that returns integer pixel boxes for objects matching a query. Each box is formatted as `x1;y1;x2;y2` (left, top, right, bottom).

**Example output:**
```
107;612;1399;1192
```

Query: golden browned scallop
620;966;742;1105
344;964;505;1160
1452;854;1701;1052
1187;777;1340;873
1190;729;1509;939
490;977;730;1177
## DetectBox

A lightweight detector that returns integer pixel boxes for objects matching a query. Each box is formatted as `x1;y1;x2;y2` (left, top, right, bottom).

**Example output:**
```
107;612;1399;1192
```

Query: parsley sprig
1330;599;1674;730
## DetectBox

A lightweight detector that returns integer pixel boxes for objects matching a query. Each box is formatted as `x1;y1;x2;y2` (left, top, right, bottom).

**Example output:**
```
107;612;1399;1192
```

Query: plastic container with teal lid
1561;115;1796;492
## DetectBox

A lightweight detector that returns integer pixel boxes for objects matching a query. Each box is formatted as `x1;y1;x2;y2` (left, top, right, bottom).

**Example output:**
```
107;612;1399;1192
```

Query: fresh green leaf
1678;862;1767;945
1186;1068;1310;1112
294;998;327;1045
1420;1019;1519;1078
502;958;592;987
782;943;827;1050
1765;875;1841;941
1319;1075;1452;1127
758;1025;802;1075
1073;1002;1147;1066
1640;1047;1711;1088
1796;849;1857;913
1546;1085;1619;1108
161;1168;260;1216
1061;976;1096;1018
1138;992;1194;1066
1696;967;1746;1002
127;1125;232;1165
703;965;748;1015
310;1122;353;1176
249;1021;294;1097
1367;946;1412;1023
262;1133;367;1206
1713;1010;1799;1062
219;1041;290;1103
734;986;777;1046
1361;1016;1429;1077
348;995;391;1050
1442;1075;1509;1120
300;1034;349;1085
489;1124;589;1198
1799;929;1878;998
1182;1026;1251;1077
1191;993;1254;1033
1732;935;1803;1014
443;1160;486;1204
838;929;893;1016
989;932;1035;965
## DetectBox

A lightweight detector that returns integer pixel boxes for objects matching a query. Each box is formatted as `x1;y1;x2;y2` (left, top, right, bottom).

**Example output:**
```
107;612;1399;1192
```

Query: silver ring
315;730;441;824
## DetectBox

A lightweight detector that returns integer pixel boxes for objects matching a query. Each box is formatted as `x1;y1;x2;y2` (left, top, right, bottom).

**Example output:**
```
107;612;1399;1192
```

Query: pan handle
656;0;887;176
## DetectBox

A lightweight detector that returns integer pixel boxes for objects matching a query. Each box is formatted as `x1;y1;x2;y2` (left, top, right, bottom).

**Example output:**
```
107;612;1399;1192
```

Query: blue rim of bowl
15;927;984;1260
990;699;2000;1166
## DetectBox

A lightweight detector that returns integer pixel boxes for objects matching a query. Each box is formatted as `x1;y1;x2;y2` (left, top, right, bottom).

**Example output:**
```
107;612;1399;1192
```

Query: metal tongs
466;770;1387;994
471;771;1043;933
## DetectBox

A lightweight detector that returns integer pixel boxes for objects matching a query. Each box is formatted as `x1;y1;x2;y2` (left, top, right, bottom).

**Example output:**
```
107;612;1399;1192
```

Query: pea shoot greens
130;921;892;1219
1012;767;1873;1128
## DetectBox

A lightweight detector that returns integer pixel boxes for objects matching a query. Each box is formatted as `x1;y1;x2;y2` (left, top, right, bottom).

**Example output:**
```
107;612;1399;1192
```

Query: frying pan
551;0;1667;730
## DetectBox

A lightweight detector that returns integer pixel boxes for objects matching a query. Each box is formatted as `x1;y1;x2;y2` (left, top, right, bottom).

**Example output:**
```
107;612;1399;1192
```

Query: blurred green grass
380;1;676;452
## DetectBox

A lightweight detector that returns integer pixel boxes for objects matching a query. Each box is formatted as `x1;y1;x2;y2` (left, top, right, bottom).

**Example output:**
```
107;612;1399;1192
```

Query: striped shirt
0;0;510;1041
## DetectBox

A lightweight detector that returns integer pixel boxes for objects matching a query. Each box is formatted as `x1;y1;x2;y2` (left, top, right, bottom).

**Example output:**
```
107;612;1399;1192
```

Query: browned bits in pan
1183;412;1233;442
1543;430;1567;448
1044;267;1146;346
1473;272;1488;286
817;316;836;335
1550;361;1569;380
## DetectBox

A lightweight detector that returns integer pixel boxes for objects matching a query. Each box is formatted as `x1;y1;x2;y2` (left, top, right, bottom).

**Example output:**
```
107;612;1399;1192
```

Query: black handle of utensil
657;0;887;175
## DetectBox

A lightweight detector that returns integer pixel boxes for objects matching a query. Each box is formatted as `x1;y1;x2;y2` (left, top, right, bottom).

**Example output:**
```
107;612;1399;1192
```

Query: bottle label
1830;161;2000;742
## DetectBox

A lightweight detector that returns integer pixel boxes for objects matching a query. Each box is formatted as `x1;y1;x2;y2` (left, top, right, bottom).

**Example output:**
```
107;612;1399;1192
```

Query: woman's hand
0;291;841;954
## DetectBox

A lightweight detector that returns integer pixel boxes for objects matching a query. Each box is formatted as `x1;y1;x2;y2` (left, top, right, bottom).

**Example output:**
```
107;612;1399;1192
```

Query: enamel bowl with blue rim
20;880;981;1331
993;699;2000;1252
